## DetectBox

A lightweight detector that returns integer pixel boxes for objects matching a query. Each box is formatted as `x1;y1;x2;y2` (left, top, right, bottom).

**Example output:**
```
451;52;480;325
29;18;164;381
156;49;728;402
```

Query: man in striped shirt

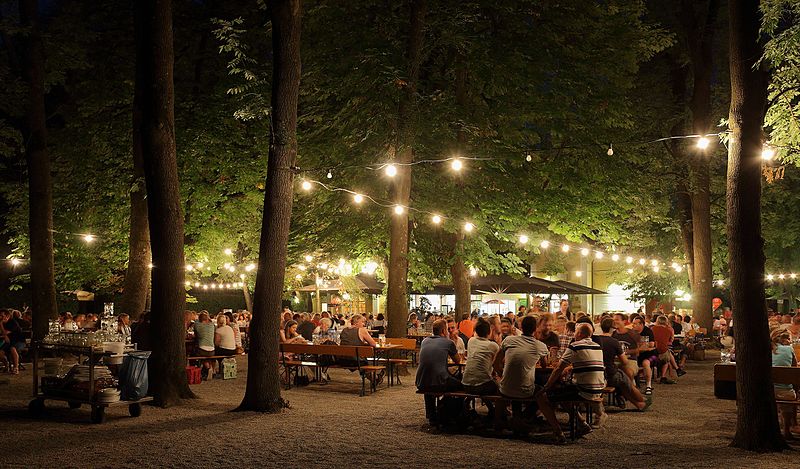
539;323;606;435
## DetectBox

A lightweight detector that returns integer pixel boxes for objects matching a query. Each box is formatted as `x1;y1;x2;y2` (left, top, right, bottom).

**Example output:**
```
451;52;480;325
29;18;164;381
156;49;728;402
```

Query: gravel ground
0;355;796;469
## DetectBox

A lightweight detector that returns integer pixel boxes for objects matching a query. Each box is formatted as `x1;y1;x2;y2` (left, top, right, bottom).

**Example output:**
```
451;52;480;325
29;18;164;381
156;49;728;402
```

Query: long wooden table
714;363;800;400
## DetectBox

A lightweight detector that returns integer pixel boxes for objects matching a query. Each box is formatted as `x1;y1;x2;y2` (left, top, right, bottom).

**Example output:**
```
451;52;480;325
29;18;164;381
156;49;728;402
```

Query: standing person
416;319;462;425
559;299;572;321
496;315;565;444
1;310;24;374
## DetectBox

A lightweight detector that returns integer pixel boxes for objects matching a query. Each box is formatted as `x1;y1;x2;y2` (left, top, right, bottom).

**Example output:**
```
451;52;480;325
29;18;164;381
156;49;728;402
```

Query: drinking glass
379;334;386;346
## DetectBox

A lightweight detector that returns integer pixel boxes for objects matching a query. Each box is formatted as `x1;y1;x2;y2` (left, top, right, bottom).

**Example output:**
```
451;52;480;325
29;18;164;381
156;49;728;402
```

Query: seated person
313;317;335;341
446;317;466;359
540;323;606;436
652;315;680;383
535;314;561;349
771;328;800;439
631;314;658;395
281;320;307;344
339;314;377;346
611;313;640;381
214;314;237;357
594;317;650;411
416;319;462;424
499;317;518;340
296;313;316;341
462;318;499;395
496;315;565;443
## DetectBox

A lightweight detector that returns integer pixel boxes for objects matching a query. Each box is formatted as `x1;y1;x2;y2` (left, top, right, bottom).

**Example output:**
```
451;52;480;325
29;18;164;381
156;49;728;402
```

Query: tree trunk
119;90;152;320
19;0;58;342
134;0;194;406
242;283;253;313
676;188;695;285
449;53;470;319
237;0;302;413
727;0;784;452
386;0;427;339
681;0;719;330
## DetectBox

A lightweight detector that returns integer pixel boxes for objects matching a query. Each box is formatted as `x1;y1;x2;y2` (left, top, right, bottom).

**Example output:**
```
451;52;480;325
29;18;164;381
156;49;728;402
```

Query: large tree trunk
449;53;470;319
242;284;253;313
119;91;151;320
682;0;719;330
676;188;694;285
237;0;302;413
450;247;470;319
19;0;58;342
386;0;427;339
134;0;194;406
727;0;784;452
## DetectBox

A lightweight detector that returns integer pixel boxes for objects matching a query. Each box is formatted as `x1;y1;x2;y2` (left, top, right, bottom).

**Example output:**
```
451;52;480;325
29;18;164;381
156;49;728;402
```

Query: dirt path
0;357;795;468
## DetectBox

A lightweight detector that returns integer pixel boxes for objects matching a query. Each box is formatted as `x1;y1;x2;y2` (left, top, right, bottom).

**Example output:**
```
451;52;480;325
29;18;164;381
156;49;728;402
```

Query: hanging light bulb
202;285;209;290
519;234;529;245
791;273;797;279
627;268;634;274
761;146;775;160
246;263;256;271
561;244;570;253
295;274;302;280
525;153;532;162
194;282;200;287
652;265;660;273
575;271;583;278
385;164;398;177
83;234;95;243
580;248;590;257
611;254;620;262
224;248;233;256
393;205;404;215
595;251;604;259
304;255;313;263
696;137;710;149
326;169;333;179
224;262;231;269
10;259;20;266
451;158;463;171
767;274;775;281
298;264;307;271
239;273;246;279
228;266;235;272
301;180;312;191
469;266;478;277
625;256;633;264
185;264;193;271
651;259;659;267
779;274;786;280
431;214;442;225
638;258;646;265
607;144;614;156
196;262;204;268
353;193;364;204
463;222;475;233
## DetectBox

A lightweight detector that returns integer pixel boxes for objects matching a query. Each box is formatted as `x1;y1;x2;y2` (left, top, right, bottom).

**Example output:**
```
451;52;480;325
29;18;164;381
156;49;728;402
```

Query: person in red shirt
652;315;679;384
458;313;475;339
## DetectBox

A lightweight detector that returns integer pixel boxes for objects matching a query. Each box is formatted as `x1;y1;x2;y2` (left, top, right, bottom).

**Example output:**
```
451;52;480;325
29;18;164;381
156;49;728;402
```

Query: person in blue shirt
771;327;799;439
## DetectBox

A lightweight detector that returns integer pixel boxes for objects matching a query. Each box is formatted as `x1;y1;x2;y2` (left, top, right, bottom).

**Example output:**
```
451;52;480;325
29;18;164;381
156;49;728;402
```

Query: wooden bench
279;343;385;397
384;338;418;385
714;363;800;407
417;389;603;440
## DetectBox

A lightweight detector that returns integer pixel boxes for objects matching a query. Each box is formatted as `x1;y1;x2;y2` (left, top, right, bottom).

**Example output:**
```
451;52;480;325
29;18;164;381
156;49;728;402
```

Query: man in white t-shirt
495;316;565;444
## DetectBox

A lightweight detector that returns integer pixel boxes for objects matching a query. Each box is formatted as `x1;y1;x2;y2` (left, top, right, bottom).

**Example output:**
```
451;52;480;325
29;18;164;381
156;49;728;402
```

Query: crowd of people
414;305;697;444
183;309;249;379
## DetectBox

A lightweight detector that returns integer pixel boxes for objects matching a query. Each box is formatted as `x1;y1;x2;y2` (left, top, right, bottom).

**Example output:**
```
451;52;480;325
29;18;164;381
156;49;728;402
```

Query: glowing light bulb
224;248;233;256
202;285;208;290
607;144;614;156
224;263;231;269
652;265;660;273
451;158;463;171
595;251;604;259
326;169;333;179
696;137;710;149
194;282;200;287
431;214;442;225
246;263;256;271
675;290;685;296
519;235;529;244
716;280;724;286
239;274;246;279
148;263;154;269
83;234;95;243
611;254;620;262
353;193;364;204
295;274;302;280
196;262;204;269
580;248;590;257
301;180;312;191
791;273;797;279
464;222;474;233
10;259;20;266
298;264;306;271
779;274;785;280
394;205;404;215
540;240;550;249
525;153;532;162
638;258;646;265
762;147;775;160
561;244;570;253
575;271;583;278
651;259;659;267
767;274;774;281
185;264;193;271
625;256;633;264
385;164;398;177
627;268;634;274
469;267;478;277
